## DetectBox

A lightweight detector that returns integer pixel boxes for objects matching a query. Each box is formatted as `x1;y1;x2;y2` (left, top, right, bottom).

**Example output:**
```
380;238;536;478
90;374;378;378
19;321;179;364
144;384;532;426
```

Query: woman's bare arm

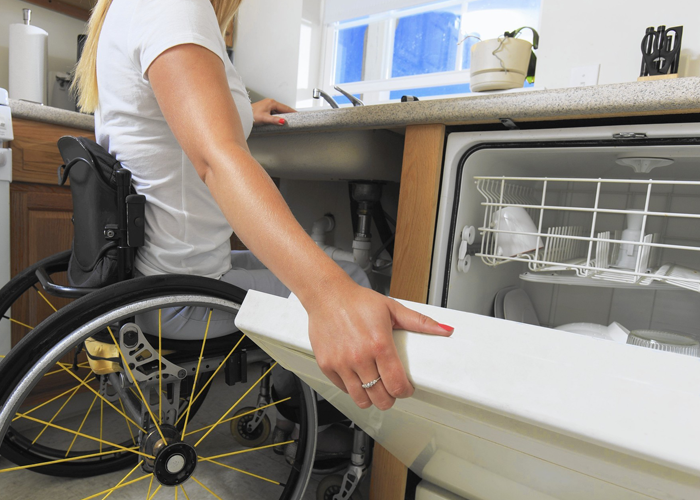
147;44;452;410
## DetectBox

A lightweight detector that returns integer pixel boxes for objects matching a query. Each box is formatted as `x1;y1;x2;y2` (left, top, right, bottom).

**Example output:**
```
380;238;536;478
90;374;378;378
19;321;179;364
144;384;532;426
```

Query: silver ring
361;376;381;389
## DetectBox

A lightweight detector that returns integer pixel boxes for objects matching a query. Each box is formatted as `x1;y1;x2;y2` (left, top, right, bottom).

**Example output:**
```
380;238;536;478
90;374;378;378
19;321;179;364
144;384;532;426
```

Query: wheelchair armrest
35;267;100;298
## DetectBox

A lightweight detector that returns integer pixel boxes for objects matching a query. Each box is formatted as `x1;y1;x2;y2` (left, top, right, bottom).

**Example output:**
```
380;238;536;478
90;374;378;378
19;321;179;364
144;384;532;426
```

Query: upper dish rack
474;176;700;293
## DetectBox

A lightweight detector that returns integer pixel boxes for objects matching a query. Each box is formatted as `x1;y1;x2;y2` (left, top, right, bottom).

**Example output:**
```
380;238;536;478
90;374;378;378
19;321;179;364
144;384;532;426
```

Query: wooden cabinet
8;118;94;347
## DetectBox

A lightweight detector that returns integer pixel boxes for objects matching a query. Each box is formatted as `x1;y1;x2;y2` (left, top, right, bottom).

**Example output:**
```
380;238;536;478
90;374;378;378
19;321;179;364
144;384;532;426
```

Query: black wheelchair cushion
57;136;126;288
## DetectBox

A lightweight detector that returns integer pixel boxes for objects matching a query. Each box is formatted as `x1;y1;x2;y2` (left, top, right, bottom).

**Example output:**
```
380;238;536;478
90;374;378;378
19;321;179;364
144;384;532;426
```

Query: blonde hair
73;0;243;113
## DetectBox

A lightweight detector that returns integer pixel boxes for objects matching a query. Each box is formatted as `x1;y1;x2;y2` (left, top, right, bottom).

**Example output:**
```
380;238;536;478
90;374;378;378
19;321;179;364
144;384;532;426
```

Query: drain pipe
310;214;372;274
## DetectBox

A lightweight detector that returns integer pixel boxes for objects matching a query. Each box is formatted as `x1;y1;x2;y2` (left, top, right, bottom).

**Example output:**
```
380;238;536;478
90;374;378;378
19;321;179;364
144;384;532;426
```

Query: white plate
503;289;539;326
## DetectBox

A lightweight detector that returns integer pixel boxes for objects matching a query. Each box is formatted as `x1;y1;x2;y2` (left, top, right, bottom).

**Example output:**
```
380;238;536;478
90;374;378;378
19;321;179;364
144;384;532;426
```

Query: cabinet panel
10;118;95;185
10;183;74;347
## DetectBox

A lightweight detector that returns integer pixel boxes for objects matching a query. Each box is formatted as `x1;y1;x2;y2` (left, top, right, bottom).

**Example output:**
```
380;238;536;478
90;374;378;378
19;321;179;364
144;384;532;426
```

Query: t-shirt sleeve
128;0;227;80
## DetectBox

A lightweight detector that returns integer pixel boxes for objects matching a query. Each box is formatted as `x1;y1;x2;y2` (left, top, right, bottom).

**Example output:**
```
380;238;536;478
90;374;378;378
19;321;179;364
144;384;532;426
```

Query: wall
233;0;304;106
536;0;700;88
0;1;86;95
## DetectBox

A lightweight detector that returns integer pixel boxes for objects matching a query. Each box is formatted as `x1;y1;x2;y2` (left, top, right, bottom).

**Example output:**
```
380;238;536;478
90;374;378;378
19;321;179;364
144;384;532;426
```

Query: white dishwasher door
235;290;700;500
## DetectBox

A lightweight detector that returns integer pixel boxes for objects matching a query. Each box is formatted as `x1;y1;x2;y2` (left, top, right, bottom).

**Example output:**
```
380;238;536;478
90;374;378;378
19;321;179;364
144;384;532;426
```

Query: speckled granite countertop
10;77;700;134
9;99;94;131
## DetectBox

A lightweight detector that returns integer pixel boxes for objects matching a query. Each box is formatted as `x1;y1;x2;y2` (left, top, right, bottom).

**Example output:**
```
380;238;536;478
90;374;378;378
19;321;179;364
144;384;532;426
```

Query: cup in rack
615;211;644;269
491;207;544;257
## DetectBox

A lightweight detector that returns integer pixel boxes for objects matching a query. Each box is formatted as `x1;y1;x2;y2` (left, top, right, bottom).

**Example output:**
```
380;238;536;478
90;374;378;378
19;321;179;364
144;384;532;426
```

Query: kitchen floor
0;363;372;500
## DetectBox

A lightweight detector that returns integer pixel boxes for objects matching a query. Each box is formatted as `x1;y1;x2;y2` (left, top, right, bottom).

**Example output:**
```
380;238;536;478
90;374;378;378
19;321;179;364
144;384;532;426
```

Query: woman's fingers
251;98;295;126
355;365;396;410
375;340;414;399
389;301;454;337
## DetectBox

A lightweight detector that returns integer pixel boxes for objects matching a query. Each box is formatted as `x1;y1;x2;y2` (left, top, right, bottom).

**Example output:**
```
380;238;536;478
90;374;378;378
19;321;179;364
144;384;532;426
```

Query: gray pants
135;250;370;340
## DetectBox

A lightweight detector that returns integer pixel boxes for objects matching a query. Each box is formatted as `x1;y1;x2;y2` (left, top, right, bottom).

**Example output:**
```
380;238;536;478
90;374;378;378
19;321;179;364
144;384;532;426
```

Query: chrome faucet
312;88;339;108
333;85;364;106
312;85;365;108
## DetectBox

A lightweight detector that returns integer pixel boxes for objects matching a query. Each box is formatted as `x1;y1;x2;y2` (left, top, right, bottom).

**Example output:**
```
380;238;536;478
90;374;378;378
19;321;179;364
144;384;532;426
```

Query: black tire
0;274;317;499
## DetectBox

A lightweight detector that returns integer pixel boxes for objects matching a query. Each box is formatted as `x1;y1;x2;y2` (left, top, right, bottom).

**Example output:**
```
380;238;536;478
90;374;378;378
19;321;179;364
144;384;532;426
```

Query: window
322;0;540;105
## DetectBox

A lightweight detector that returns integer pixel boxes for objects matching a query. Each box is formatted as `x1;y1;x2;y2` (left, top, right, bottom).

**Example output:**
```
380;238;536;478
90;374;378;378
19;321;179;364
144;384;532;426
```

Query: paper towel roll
9;23;49;105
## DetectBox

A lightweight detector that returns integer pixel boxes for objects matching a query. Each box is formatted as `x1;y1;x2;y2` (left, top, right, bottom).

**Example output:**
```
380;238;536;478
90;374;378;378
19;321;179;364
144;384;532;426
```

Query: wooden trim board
369;123;446;500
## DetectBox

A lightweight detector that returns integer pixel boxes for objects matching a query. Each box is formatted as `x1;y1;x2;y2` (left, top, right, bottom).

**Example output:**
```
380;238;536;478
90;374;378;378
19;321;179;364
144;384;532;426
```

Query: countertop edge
9;99;95;132
9;77;700;135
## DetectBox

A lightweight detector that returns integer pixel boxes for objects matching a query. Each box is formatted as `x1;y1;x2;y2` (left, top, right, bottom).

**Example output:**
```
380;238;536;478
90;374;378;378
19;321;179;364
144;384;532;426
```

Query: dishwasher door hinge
499;118;519;130
612;132;648;140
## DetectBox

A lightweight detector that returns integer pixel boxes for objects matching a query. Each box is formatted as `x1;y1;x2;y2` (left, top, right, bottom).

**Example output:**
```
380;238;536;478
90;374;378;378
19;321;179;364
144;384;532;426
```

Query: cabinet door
10;183;74;347
10;118;95;185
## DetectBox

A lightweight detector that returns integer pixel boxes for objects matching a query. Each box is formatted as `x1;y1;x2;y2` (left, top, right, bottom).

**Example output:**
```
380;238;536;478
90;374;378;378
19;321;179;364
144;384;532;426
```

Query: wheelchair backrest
57;136;144;288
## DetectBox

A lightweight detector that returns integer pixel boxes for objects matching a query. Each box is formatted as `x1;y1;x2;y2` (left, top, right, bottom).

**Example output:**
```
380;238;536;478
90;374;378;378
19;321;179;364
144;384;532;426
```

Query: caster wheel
230;406;271;447
317;474;363;500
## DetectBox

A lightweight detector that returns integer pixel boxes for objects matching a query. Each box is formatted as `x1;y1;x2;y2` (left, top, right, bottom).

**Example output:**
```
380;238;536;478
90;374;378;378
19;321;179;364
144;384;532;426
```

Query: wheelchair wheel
0;250;72;339
0;274;317;500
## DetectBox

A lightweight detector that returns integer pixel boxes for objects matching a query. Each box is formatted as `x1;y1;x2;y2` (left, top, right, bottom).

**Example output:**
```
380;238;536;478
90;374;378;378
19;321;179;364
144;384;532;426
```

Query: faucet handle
333;85;364;107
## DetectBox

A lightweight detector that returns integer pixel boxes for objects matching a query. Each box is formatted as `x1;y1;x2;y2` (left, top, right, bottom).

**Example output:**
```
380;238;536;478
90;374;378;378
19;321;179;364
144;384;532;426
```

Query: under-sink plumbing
310;183;392;287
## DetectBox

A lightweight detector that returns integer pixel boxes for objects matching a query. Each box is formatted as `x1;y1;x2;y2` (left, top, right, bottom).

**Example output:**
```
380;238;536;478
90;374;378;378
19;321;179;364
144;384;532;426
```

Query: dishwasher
235;121;700;500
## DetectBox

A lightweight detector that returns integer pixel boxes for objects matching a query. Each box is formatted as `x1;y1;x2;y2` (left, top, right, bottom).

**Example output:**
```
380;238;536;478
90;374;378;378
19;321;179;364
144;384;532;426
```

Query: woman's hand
307;280;454;411
252;98;295;126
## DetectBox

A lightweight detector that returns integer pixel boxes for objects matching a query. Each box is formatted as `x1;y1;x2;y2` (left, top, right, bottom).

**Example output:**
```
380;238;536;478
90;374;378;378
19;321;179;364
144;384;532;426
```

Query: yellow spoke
175;485;178;500
32;370;93;445
79;474;151;500
184;397;290;437
44;361;90;378
3;316;34;330
146;475;154;500
119;399;137;445
0;447;140;473
13;376;96;422
194;362;277;447
190;476;222;500
101;460;143;500
108;326;167;444
57;361;146;433
180;309;213;440
200;440;294;462
180;485;191;500
159;309;162;426
35;287;58;312
147;484;162;500
175;333;246;426
14;413;154;460
66;394;99;457
100;399;104;453
206;458;281;485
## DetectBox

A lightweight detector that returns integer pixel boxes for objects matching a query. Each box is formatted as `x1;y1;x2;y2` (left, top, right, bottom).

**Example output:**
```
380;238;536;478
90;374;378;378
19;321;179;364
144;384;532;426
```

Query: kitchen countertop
9;77;700;134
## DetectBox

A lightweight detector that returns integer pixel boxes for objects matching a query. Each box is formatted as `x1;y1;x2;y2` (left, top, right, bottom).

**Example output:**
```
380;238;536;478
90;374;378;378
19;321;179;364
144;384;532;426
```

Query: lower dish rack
474;176;700;293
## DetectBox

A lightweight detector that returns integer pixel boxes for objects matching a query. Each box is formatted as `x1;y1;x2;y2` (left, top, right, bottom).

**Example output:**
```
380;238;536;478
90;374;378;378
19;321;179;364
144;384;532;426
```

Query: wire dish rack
474;176;700;293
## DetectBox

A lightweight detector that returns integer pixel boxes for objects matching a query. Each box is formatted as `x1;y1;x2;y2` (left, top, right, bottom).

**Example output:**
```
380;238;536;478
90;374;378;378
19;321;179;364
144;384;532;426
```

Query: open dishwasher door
235;290;700;500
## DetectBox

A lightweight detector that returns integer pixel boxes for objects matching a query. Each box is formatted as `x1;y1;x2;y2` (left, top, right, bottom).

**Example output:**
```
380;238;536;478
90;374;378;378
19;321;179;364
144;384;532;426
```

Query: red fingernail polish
438;323;454;332
279;118;286;125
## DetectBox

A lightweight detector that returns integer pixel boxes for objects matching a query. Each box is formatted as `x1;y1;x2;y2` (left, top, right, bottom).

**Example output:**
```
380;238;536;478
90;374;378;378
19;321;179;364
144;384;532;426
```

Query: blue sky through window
335;25;367;84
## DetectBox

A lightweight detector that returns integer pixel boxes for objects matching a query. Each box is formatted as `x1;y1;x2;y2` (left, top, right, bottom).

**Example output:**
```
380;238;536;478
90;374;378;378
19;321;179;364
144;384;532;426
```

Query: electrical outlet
570;64;600;87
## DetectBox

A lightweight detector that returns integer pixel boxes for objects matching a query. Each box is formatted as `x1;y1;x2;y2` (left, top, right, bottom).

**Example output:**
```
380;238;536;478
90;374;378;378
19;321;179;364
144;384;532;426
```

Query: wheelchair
0;137;318;499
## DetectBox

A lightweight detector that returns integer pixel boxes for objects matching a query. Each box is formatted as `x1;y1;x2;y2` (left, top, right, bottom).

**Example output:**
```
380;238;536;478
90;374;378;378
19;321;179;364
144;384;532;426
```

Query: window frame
318;0;540;105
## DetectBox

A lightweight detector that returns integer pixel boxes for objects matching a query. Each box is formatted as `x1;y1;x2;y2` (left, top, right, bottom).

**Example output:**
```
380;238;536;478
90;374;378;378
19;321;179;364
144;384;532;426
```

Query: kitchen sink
247;128;404;182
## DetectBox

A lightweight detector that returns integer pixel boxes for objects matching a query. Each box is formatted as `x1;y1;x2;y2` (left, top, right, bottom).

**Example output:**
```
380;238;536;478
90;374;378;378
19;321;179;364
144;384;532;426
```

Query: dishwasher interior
432;136;700;346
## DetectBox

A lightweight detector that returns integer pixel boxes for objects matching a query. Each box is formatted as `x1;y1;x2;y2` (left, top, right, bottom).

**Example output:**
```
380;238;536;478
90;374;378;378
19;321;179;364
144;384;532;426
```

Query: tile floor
0;363;372;500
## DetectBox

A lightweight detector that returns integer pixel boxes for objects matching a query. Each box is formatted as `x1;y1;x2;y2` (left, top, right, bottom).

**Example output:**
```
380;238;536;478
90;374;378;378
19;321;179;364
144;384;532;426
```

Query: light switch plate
570;64;600;87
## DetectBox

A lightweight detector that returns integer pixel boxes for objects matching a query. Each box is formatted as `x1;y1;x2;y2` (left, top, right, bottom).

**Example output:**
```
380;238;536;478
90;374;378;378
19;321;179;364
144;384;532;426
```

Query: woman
72;0;453;413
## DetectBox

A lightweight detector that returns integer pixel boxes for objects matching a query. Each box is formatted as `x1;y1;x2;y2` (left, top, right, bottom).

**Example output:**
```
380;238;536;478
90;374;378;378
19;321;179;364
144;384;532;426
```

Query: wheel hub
153;441;197;486
140;424;197;485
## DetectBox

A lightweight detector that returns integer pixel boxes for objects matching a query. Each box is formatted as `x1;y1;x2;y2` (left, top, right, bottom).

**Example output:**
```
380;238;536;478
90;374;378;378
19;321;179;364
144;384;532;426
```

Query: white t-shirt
95;0;253;278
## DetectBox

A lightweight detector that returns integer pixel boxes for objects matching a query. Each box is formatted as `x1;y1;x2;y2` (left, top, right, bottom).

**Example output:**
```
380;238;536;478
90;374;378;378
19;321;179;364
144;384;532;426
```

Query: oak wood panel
10;183;74;346
10;118;95;185
369;124;446;500
22;0;93;21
